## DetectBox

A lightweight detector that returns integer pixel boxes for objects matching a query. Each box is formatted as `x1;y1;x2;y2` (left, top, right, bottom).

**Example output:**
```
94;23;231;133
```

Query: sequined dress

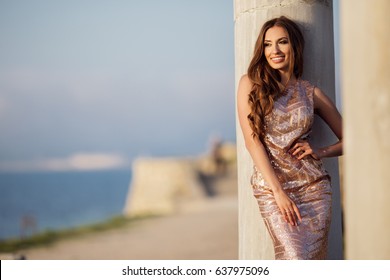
251;79;332;260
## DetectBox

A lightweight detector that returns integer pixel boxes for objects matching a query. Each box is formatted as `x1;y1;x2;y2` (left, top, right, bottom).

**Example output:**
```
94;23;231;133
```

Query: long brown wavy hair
247;16;304;140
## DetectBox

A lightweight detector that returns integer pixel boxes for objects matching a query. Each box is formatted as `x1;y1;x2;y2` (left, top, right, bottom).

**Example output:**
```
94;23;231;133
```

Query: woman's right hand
273;189;302;226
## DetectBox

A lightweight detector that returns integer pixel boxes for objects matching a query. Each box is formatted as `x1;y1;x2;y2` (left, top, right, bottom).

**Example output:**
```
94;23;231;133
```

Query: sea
0;169;131;240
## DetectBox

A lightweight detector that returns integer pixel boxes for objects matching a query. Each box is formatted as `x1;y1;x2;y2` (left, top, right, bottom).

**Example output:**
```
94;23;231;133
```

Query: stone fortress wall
123;142;237;218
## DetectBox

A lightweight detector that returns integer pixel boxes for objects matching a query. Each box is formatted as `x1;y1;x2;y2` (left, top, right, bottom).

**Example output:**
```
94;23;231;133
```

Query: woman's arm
313;87;343;158
289;87;343;160
237;75;301;226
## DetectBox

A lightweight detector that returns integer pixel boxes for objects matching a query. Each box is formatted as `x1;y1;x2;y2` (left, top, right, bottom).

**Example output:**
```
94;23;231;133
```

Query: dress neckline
284;79;300;90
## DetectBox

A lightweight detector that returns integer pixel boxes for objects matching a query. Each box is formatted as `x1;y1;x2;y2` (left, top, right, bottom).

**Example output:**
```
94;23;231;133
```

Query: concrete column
234;0;343;259
341;0;390;259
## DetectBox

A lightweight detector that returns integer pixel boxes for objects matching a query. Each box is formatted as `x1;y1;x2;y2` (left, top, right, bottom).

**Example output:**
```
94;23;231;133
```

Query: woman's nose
271;44;281;54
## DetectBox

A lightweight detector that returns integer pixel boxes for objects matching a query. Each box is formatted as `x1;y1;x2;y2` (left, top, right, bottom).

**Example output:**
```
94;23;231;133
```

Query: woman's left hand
289;140;322;160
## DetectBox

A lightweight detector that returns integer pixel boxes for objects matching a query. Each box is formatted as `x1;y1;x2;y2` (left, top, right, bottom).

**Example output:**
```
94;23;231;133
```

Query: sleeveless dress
251;79;332;260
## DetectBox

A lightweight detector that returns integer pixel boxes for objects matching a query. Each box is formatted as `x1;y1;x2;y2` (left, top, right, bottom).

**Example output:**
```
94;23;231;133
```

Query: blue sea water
0;170;131;240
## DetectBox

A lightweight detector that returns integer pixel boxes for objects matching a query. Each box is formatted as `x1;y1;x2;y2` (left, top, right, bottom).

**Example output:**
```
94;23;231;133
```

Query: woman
237;16;342;260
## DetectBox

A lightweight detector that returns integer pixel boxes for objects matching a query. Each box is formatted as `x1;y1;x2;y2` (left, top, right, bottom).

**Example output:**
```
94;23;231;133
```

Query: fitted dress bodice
251;79;329;190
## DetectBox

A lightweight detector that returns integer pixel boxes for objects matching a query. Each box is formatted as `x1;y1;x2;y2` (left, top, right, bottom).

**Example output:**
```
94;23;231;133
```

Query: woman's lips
271;56;285;63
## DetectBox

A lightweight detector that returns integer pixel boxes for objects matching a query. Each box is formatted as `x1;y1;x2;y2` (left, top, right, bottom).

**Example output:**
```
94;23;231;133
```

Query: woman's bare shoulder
238;74;253;96
313;86;337;111
239;74;252;85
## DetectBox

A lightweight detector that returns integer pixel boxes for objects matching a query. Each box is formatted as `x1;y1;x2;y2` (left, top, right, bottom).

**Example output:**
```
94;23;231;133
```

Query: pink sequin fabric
251;79;332;260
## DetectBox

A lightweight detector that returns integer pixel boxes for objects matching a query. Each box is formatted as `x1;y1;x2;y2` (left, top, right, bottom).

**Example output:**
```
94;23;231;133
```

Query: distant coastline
0;213;157;254
0;169;131;240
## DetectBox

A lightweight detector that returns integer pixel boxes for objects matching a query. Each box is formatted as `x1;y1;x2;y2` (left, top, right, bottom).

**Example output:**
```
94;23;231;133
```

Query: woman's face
263;26;291;73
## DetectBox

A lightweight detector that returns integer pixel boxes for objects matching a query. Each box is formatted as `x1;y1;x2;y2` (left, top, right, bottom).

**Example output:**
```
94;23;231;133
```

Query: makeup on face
264;26;291;73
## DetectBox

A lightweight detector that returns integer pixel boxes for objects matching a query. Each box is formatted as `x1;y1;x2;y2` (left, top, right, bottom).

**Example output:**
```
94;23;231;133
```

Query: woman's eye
279;40;288;44
264;43;271;47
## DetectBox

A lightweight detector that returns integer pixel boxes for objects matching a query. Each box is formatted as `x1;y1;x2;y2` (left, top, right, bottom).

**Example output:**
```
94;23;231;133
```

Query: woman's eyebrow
264;37;288;42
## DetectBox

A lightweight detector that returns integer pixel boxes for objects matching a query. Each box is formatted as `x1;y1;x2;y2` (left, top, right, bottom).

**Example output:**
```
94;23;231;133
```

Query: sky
0;0;235;171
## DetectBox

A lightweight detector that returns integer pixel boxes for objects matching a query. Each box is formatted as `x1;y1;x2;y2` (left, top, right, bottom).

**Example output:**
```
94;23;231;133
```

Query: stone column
234;0;343;259
341;0;390;259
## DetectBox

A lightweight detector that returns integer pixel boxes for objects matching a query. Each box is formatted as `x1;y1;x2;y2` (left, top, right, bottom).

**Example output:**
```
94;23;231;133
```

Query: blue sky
0;0;235;171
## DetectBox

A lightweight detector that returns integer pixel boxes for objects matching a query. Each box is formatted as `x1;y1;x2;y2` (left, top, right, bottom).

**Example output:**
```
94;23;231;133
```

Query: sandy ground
17;195;238;260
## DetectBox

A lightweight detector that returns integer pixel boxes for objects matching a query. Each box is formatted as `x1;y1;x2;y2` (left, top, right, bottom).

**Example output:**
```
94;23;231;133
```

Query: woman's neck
280;73;297;86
